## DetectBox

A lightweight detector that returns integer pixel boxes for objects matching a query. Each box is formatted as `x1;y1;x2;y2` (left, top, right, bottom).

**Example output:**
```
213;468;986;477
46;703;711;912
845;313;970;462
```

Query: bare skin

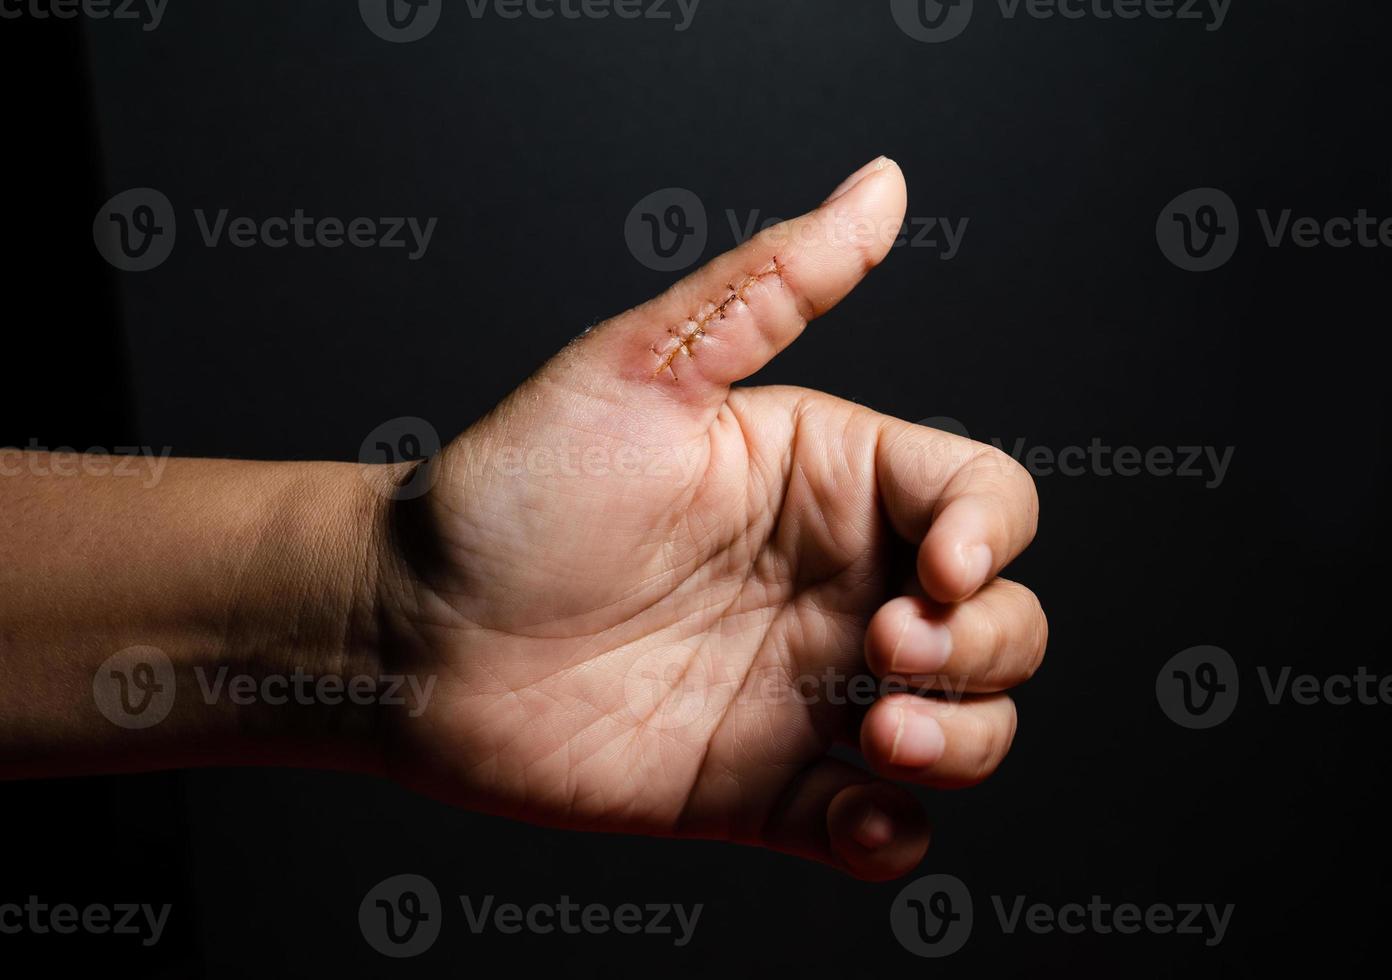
0;159;1044;880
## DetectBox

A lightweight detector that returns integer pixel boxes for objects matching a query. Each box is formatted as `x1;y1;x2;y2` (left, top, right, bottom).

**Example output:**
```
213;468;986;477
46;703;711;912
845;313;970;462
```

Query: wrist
214;461;396;777
0;457;397;779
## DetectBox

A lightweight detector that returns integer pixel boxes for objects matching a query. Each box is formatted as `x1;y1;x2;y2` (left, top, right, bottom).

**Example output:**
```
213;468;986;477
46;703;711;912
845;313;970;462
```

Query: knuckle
972;443;1018;481
1003;583;1048;682
1009;461;1041;544
974;610;1011;686
969;446;1040;544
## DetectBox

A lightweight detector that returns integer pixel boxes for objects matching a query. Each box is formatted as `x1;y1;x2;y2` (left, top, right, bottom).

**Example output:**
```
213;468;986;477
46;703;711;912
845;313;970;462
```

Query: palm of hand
377;160;1043;880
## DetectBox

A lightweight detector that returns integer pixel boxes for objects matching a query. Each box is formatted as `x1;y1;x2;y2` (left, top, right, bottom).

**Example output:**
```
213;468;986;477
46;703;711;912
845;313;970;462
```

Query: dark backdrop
3;0;1389;975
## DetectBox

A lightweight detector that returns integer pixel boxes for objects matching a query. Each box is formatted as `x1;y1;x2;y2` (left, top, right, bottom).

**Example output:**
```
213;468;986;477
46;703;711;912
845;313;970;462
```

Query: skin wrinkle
500;550;742;708
670;526;871;839
425;395;749;643
427;432;732;642
474;571;752;721
651;259;787;380
760;403;879;603
639;572;759;736
505;686;620;808
670;570;799;836
727;390;803;589
494;684;694;830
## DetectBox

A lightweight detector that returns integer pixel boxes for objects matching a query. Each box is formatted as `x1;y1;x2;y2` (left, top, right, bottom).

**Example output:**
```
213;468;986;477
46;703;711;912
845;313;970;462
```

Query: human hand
367;158;1045;880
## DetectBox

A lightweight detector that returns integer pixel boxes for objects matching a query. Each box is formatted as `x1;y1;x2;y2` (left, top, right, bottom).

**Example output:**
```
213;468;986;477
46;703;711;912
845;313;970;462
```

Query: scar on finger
650;258;785;381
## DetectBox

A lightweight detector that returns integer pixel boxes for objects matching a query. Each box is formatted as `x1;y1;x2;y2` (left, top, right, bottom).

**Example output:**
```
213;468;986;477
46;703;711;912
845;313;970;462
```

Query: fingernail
853;803;895;850
961;542;993;597
889;616;954;675
890;706;946;768
825;156;895;204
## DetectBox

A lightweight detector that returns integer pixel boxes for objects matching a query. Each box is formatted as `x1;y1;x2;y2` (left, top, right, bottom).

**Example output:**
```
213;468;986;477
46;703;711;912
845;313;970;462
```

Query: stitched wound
651;258;785;380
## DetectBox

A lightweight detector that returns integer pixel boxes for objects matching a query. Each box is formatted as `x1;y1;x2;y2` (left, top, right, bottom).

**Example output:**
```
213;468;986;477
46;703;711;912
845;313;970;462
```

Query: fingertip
913;492;1002;601
824;155;905;205
827;782;931;881
822;158;907;262
825;155;891;204
919;515;995;604
955;540;995;599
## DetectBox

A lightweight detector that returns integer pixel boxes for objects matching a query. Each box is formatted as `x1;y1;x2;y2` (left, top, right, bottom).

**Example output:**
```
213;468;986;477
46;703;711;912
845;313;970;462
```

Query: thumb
550;157;907;415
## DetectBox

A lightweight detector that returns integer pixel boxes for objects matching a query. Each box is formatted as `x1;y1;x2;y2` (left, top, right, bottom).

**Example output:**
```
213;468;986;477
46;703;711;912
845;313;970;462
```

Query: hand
369;158;1045;880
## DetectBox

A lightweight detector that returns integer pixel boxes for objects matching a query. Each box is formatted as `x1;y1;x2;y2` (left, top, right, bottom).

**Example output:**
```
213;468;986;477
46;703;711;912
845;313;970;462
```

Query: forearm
0;454;392;779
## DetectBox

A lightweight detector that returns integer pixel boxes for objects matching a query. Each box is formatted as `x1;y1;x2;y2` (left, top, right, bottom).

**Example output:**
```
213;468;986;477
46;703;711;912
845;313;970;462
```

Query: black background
3;0;1389;975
